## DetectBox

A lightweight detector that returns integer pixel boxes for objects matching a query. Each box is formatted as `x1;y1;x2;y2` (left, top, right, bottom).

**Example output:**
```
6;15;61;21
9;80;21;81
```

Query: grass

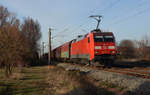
0;66;49;95
0;65;127;95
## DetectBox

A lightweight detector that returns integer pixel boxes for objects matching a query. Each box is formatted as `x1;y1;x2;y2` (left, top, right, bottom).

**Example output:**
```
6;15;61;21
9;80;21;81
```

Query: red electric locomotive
70;29;116;64
51;15;117;65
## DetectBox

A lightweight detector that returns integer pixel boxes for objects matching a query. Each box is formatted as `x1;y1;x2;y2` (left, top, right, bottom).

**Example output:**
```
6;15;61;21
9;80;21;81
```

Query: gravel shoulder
58;63;150;95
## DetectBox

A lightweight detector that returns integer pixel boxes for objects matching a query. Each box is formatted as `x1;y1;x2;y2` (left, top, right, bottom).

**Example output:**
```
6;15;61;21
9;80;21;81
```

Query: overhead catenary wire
137;0;150;7
51;28;69;39
100;0;121;13
52;0;149;42
57;0;121;36
110;0;150;23
71;0;122;35
77;0;122;28
107;6;150;26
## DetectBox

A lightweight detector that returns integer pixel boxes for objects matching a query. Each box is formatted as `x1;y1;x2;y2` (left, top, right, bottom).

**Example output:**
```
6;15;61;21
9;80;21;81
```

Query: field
0;66;49;95
0;65;128;95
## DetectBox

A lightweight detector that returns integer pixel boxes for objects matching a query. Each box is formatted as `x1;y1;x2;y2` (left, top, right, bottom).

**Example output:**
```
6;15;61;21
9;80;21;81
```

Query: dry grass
45;66;118;95
0;65;129;95
0;66;49;95
9;73;22;80
45;67;78;95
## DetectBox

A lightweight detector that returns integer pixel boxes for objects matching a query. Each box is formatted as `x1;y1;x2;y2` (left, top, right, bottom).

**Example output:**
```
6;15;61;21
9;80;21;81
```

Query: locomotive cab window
94;36;103;42
104;36;114;42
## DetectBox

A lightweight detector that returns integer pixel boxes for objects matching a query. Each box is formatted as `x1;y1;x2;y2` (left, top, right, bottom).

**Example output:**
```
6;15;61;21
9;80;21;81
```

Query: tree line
0;5;41;77
118;36;150;60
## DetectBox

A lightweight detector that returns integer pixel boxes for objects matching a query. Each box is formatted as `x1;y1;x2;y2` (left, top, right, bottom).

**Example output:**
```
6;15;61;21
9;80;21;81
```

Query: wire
52;0;121;40
110;0;150;22
51;28;69;39
100;0;121;13
138;0;150;6
108;7;150;26
74;0;122;33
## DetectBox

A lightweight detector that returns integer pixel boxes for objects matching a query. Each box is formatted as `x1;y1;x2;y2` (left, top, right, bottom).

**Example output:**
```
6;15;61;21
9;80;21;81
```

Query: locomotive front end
93;32;116;62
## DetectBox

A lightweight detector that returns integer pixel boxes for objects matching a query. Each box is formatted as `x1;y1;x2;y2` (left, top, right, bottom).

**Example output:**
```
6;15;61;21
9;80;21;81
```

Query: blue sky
0;0;150;50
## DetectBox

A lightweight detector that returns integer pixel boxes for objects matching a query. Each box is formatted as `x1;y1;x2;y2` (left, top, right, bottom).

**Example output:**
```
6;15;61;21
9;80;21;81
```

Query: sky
0;0;150;51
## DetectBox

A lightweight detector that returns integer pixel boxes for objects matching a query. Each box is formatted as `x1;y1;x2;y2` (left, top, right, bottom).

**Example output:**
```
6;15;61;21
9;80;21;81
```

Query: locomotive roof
92;30;113;37
93;32;114;36
91;29;114;35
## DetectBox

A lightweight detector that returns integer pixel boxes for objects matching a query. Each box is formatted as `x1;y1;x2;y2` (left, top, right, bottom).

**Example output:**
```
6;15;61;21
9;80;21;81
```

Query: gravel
58;63;150;95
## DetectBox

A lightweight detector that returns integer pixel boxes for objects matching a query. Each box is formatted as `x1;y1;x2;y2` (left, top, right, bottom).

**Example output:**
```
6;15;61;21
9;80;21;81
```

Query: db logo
103;46;107;49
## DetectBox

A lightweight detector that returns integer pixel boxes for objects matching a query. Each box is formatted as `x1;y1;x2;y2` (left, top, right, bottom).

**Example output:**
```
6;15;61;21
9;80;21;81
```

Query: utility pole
42;42;45;56
39;48;41;59
48;28;51;65
89;15;102;30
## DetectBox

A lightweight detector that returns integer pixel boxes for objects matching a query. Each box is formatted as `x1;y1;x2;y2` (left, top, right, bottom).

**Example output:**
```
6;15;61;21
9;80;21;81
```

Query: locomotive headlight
108;46;115;49
112;51;115;53
95;51;99;54
95;46;102;49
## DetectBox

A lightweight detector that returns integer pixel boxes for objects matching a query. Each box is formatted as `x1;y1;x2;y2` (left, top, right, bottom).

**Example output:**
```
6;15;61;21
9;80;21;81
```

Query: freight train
51;29;117;65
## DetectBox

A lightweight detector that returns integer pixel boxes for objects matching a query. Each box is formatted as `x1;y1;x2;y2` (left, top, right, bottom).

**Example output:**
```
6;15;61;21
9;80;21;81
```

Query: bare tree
21;17;41;64
136;36;150;59
0;5;31;77
0;5;42;77
118;40;136;59
0;6;10;27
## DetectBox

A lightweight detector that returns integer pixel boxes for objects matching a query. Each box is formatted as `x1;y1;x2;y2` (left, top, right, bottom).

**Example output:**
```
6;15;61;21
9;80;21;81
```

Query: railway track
65;62;150;79
104;69;150;79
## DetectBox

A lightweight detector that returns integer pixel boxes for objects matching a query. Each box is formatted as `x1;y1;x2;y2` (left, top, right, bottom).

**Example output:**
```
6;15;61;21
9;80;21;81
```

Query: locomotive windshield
104;36;114;42
94;35;114;42
94;36;103;42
